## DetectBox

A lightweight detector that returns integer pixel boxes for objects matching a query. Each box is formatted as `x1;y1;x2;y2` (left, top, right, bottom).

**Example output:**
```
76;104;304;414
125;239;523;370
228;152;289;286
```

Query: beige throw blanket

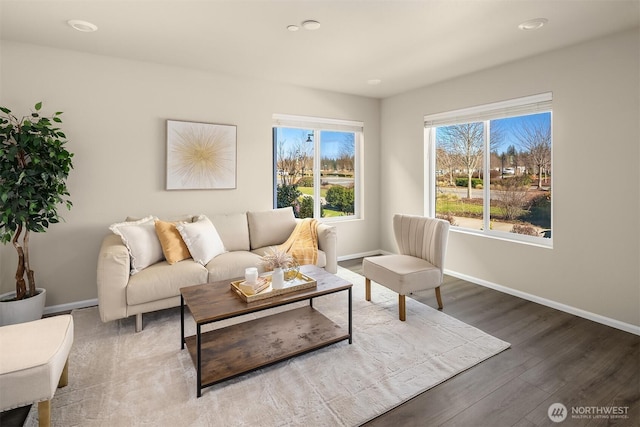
278;218;318;266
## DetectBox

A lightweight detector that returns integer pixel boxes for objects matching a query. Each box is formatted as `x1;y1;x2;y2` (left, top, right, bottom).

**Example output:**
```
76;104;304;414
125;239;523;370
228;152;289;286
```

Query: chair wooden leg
398;294;406;321
38;399;51;427
365;278;371;301
58;358;69;388
435;286;443;310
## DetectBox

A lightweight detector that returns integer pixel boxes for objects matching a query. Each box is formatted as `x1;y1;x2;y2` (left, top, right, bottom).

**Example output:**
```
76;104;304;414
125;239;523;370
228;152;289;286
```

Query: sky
493;112;551;153
276;113;550;160
275;127;355;159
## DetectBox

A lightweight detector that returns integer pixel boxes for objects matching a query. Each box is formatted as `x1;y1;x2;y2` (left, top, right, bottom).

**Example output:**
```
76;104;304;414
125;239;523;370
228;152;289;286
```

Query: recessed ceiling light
367;79;382;85
518;18;548;31
67;19;98;32
302;20;321;31
287;25;299;32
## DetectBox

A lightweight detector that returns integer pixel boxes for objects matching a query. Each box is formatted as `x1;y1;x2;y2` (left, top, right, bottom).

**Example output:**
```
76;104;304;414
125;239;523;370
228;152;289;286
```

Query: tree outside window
427;95;552;244
274;124;358;220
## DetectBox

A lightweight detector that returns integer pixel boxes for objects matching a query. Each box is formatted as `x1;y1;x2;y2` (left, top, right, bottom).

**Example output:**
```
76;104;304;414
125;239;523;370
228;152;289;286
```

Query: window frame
424;93;553;247
272;114;363;222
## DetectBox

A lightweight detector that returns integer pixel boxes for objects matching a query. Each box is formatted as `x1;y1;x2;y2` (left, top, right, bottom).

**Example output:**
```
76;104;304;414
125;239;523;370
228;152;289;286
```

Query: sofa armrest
317;223;337;274
96;233;130;322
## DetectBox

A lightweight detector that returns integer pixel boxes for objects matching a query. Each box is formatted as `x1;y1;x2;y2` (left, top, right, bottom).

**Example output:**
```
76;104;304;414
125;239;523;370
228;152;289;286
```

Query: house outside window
273;114;362;220
424;93;552;246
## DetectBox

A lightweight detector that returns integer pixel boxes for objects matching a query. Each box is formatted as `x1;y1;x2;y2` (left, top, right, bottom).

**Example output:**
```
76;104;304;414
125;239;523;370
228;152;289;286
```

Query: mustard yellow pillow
154;220;191;264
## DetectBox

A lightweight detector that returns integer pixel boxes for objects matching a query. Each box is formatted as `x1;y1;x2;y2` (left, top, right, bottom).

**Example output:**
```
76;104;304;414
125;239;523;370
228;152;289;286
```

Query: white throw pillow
109;215;164;275
176;215;226;265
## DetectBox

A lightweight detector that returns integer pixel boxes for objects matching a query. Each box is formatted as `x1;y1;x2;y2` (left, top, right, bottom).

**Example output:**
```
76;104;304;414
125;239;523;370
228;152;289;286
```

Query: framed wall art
166;120;237;190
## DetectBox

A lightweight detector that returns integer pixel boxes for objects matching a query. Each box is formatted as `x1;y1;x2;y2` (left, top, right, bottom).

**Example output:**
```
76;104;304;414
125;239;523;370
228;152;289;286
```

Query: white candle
245;267;258;284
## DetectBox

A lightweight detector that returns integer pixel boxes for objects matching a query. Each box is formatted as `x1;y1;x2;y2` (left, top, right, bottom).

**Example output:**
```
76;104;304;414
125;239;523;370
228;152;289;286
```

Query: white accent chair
0;315;74;427
363;214;450;321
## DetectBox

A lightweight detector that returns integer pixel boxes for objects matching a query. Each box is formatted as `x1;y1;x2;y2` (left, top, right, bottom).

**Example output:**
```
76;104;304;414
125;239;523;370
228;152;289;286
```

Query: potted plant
0;102;73;325
259;247;299;289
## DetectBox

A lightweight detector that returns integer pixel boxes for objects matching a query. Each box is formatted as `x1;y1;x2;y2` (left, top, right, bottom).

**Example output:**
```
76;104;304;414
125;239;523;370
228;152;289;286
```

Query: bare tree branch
514;121;551;188
437;122;484;198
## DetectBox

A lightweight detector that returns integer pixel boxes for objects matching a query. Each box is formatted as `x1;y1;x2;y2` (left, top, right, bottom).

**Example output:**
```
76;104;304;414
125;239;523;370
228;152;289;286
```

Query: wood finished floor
339;258;640;427
2;259;638;426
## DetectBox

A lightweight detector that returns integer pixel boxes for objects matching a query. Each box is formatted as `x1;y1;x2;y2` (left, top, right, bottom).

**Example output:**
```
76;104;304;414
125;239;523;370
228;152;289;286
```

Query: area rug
27;267;510;426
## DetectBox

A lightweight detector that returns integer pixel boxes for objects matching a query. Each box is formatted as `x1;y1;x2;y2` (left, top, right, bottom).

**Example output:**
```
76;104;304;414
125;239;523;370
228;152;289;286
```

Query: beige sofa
97;207;337;331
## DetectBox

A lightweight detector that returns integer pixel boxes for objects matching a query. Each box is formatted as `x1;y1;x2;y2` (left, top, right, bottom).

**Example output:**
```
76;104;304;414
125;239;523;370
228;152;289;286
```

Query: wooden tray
230;271;317;303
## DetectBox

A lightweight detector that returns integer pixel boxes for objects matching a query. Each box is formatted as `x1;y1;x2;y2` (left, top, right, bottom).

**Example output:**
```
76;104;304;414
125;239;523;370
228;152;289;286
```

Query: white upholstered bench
0;315;74;427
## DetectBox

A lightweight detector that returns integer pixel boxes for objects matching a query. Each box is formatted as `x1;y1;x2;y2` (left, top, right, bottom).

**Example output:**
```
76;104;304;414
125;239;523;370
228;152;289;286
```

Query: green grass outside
299;186;327;197
436;199;516;218
322;209;343;217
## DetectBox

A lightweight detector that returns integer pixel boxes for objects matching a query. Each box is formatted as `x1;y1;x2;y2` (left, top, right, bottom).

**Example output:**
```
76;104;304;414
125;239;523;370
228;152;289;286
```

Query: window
425;93;552;245
272;114;362;220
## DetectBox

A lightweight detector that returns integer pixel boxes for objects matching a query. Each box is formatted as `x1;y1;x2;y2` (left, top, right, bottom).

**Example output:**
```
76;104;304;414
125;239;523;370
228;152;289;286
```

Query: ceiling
1;1;639;99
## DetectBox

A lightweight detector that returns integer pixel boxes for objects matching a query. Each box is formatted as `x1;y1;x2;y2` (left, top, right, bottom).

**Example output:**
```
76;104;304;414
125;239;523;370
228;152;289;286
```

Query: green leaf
0;102;73;263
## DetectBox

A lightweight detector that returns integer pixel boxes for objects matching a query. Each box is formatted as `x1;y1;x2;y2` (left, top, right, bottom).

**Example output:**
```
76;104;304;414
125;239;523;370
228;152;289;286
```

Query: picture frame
166;119;237;190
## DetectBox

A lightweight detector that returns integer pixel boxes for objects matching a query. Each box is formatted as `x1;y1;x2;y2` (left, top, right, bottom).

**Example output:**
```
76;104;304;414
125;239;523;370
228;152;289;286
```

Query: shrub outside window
425;93;552;246
273;115;362;220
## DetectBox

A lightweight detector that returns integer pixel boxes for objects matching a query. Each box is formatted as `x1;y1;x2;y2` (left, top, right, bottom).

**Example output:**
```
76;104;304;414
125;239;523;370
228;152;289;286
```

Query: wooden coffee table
180;264;352;397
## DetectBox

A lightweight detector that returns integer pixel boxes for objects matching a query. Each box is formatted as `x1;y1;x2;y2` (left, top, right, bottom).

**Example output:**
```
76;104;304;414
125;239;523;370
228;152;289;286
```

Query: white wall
0;41;381;307
380;29;640;329
2;29;638;332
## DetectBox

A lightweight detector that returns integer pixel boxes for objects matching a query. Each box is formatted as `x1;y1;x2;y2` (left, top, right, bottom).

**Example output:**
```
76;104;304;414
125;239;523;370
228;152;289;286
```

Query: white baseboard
44;298;98;315
445;269;640;336
338;250;386;261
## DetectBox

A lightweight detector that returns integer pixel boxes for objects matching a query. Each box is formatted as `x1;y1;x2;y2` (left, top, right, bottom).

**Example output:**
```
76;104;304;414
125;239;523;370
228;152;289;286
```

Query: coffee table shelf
183;306;349;387
180;265;352;397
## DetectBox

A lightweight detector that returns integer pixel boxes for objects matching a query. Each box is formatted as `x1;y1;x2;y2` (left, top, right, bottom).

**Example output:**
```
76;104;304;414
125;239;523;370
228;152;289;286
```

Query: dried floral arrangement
259;247;295;270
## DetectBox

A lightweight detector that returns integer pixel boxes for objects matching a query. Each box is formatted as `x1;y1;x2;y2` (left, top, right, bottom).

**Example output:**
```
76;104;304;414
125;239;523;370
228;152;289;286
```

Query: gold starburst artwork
166;120;236;189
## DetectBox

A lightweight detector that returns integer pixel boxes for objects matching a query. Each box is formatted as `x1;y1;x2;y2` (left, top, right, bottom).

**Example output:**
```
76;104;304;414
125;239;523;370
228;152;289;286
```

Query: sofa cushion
126;261;208;305
154;219;191;264
209;213;250;251
205;251;263;283
247;207;297;249
109;216;164;275
176;215;226;265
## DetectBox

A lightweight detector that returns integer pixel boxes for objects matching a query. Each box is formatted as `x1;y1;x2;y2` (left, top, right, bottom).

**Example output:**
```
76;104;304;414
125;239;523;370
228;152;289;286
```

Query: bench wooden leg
58;358;69;388
38;399;51;427
435;286;443;310
399;294;406;321
135;313;143;332
365;278;371;301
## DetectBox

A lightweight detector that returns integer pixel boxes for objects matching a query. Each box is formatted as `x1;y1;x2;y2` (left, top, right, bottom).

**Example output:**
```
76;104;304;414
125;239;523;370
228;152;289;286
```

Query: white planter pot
0;288;46;326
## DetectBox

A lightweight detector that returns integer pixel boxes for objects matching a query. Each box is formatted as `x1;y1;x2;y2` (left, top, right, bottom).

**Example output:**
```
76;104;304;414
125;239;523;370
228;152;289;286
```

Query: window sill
450;226;553;249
